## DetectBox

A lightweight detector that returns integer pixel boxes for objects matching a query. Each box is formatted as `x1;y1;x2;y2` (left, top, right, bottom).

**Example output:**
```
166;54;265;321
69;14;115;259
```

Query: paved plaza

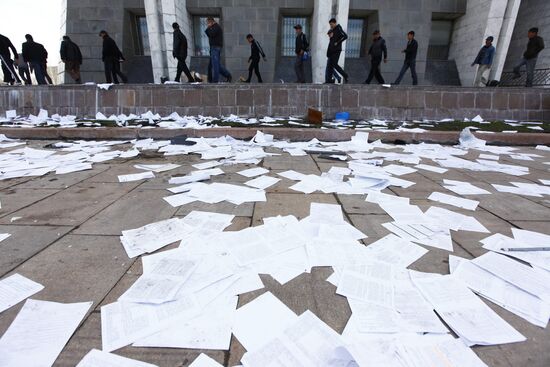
0;138;549;366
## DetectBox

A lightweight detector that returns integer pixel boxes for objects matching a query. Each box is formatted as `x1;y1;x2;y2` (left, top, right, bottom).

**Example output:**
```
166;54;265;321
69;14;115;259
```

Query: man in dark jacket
172;23;195;83
471;36;495;87
245;34;266;83
294;24;309;83
205;17;231;83
99;30;128;84
513;27;545;87
365;30;387;84
0;33;21;85
326;18;348;83
60;36;82;83
394;31;418;85
22;34;47;85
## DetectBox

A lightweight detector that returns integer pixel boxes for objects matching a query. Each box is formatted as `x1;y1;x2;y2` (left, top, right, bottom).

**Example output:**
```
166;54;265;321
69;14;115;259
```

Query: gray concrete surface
0;140;549;366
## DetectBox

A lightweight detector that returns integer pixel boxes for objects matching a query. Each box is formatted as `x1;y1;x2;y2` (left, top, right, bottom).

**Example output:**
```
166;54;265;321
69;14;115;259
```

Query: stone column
144;0;191;83
490;0;521;81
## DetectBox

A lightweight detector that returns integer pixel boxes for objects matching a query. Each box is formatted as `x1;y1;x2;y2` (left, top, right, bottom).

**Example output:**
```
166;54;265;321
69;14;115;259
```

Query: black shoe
343;76;348;84
225;75;232;83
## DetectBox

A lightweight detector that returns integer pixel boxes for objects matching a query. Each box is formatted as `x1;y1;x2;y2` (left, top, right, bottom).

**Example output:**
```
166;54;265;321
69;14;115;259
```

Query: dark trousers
0;56;21;84
175;56;194;82
246;59;262;83
104;59;128;84
295;55;305;83
325;52;348;83
394;60;417;85
365;58;385;84
18;67;31;85
29;61;46;84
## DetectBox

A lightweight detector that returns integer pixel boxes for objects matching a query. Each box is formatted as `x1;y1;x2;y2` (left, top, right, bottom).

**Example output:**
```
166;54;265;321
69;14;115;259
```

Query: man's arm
382;40;388;60
487;47;495;66
336;26;348;45
60;41;66;62
173;33;181;57
538;37;545;53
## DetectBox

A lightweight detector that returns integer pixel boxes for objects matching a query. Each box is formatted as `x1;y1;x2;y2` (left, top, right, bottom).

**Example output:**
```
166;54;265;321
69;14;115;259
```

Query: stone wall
1;85;549;122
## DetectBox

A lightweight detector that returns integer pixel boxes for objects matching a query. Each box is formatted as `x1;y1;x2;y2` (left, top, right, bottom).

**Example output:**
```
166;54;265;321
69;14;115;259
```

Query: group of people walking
0;20;545;87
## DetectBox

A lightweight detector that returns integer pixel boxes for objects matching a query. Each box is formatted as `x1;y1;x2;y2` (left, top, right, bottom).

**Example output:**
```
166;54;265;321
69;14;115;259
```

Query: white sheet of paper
76;349;157;367
0;273;44;313
118;171;155;182
428;192;479;210
414;164;448;174
336;270;394;308
245;175;281;189
237;167;269;178
413;275;525;345
0;299;92;367
233;292;297;352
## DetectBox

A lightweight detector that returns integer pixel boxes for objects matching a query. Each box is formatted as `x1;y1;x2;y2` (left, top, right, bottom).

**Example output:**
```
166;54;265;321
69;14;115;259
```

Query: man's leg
211;47;221;83
394;62;409;85
175;58;183;82
365;60;376;84
480;64;491;86
73;63;81;83
410;61;418;85
246;62;254;82
181;59;194;82
374;61;385;84
1;62;13;83
43;64;53;84
104;61;113;83
513;58;527;78
253;61;262;83
325;58;334;83
32;62;46;84
295;55;304;83
525;58;537;87
6;59;20;84
113;61;128;83
331;52;348;81
473;65;483;87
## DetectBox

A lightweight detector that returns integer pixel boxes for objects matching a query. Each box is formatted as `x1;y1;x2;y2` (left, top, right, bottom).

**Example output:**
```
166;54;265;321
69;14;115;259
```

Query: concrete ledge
0;84;549;122
1;127;548;146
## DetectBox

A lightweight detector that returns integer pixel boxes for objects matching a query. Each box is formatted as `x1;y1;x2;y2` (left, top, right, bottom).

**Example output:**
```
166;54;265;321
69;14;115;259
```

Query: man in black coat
0;33;21;85
513;27;545;87
294;24;309;83
205;17;232;83
60;36;83;83
245;34;266;83
99;30;128;84
326;18;349;83
394;31;418;85
365;30;387;84
172;23;195;83
22;34;48;85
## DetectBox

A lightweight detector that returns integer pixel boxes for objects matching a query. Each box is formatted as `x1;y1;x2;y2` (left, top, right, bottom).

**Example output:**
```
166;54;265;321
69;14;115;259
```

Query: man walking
99;30;128;84
205;17;232;83
172;23;195;83
22;34;47;85
294;24;309;83
471;36;495;87
365;30;387;84
394;31;418;85
60;36;82;84
245;34;266;83
326;18;348;83
513;27;545;87
0;33;21;85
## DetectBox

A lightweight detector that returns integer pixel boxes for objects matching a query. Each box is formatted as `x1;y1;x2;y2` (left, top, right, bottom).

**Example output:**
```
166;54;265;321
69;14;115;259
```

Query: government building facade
60;0;549;86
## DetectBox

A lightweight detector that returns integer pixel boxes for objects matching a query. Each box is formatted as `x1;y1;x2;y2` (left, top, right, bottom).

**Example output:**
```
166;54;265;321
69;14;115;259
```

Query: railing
499;68;550;87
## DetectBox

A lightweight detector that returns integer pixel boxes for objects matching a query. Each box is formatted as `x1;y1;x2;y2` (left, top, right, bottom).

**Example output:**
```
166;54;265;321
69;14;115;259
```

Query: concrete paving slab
0;235;130;336
0;182;139;226
0;187;59;218
55;313;227;367
74;189;179;235
477;194;550;221
347;214;393;244
252;193;338;225
262;154;320;172
510;221;550;235
11;167;108;190
0;224;73;276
